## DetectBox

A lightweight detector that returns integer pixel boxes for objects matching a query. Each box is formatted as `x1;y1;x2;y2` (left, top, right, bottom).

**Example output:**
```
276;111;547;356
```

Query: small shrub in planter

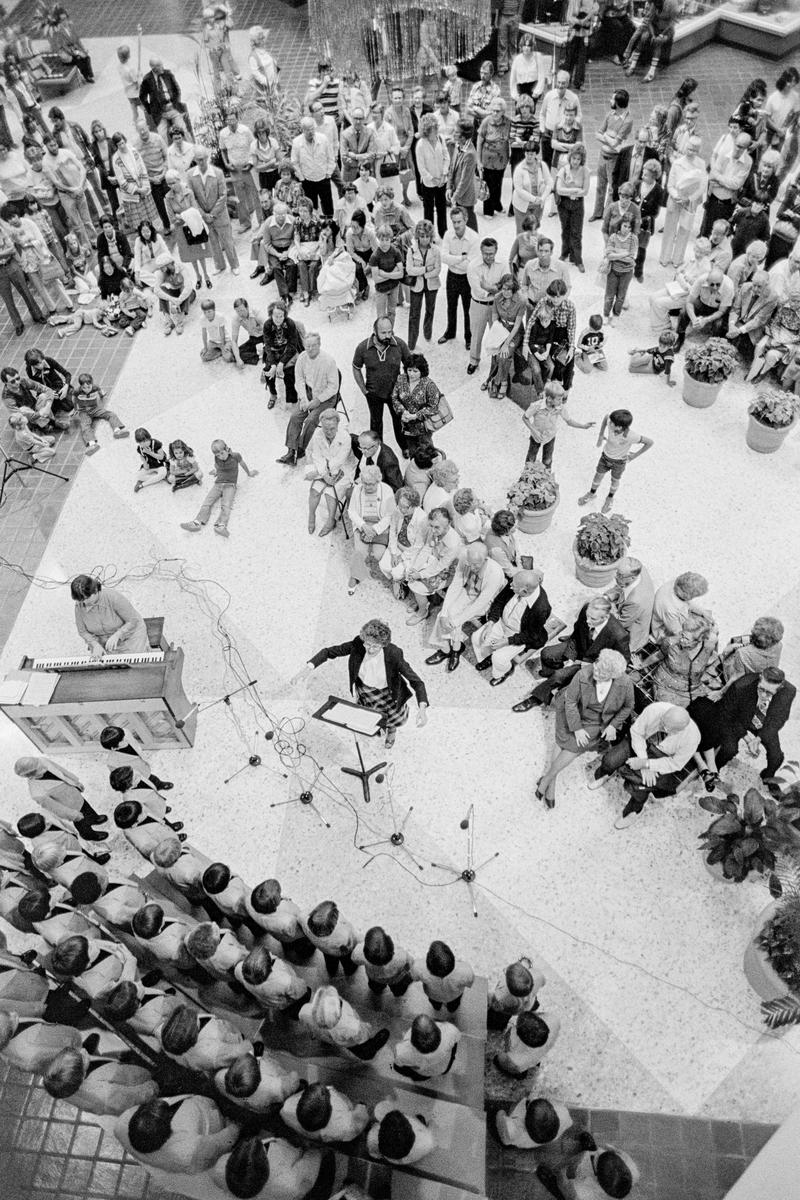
748;389;800;429
507;463;560;512
684;337;738;384
698;784;800;883
757;861;800;1028
572;512;631;587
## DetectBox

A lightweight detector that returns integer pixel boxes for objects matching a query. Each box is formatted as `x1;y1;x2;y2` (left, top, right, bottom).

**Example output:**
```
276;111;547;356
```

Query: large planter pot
743;903;791;1001
571;540;622;588
682;371;723;409
517;497;559;535
746;413;797;454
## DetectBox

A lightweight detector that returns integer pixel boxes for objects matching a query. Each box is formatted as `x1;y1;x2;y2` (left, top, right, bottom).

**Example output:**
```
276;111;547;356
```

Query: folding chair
334;369;350;423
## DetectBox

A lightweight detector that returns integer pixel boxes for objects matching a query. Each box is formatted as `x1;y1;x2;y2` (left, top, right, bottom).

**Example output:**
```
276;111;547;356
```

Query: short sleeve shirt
602;425;640;460
214;450;242;484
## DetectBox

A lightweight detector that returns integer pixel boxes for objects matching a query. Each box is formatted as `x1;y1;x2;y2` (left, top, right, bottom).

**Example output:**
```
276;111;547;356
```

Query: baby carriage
317;246;356;321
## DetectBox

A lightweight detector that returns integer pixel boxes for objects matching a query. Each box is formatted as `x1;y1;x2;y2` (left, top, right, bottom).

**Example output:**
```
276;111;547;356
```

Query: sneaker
85;441;100;456
577;492;595;506
601;497;614;514
181;520;202;532
214;525;230;537
113;428;130;438
232;267;240;275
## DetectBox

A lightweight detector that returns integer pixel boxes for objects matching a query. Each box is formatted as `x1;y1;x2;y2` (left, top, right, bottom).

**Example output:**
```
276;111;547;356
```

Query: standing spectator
590;89;633;222
467;62;501;138
511;137;551;234
277;331;339;463
304;58;341;123
467;237;504;375
447;120;479;231
22;146;69;244
139;58;192;141
477;98;511;219
435;92;460;152
117;45;143;120
438;206;479;349
385;86;416;208
564;5;594;92
660;136;707;269
135;121;171;235
730;192;771;260
416;113;449;238
369;224;404;321
165;169;212;290
405;219;441;350
635;158;664;280
42;134;95;250
352;316;411;449
166;126;196;182
496;0;524;76
219;110;262;232
189;145;239;276
369;103;402;199
509;33;542;102
602;217;638;325
90;121;119;216
340;109;376;185
508;94;538;185
291;116;334;218
248;26;279;101
111;132;159;236
701;133;752;237
601;181;641;239
539;71;581;170
0;221;44;334
556;145;590;272
251;118;281;193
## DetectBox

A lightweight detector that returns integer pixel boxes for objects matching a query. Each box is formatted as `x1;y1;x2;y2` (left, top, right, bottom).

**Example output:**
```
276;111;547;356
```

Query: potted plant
682;337;738;408
698;784;800;883
572;512;630;588
507;463;560;535
744;861;800;1026
746;389;800;454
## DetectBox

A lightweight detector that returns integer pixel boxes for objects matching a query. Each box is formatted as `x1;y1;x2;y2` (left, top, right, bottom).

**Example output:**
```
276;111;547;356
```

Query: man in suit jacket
715;668;796;782
188;145;239;274
139;59;193;139
352;429;404;492
604;557;654;655
427;544;505;671
473;569;551;685
514;595;630;711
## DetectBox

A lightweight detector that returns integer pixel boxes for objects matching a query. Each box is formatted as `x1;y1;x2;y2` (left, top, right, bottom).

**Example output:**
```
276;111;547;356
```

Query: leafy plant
758;858;800;1028
748;389;800;430
574;512;630;565
684;337;737;384
506;463;559;512
698;785;800;882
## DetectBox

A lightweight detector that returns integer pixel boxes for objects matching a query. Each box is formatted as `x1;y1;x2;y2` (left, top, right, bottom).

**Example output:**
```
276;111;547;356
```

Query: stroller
317;246;356;321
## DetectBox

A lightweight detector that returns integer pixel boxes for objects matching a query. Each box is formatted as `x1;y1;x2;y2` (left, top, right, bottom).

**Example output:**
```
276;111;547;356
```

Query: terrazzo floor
1;21;800;1200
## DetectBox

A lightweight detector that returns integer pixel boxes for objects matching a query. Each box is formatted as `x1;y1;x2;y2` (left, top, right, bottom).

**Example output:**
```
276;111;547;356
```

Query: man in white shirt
218;111;261;232
291;116;335;217
426;543;505;672
538;70;582;168
278;332;339;466
472;569;549;683
590;89;633;221
467;236;504;373
660;135;708;269
701;132;752;237
309;100;340;194
41;135;94;250
117;45;143;120
437;206;480;350
435;93;460;150
594;701;700;822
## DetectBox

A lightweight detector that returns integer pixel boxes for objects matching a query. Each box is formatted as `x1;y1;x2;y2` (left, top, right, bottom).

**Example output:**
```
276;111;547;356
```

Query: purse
381;153;400;178
477;178;489;202
424;392;454;432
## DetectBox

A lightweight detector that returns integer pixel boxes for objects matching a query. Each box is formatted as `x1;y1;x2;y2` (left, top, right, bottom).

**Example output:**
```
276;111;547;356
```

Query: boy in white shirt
495;1010;561;1077
200;298;235;362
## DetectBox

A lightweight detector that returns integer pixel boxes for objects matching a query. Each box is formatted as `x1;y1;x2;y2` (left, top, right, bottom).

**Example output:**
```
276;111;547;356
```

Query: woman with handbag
164;169;212;290
3;208;73;316
391;354;449;460
511;138;551;234
370;103;402;200
477;98;511;220
405;220;441;350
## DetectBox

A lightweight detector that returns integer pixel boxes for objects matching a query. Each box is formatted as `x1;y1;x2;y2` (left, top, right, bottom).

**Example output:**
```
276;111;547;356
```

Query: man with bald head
139;57;192;141
135;120;171;234
594;701;700;824
727;269;776;356
674;266;734;350
427;544;505;672
472;569;551;686
189;145;239;275
291;116;335;217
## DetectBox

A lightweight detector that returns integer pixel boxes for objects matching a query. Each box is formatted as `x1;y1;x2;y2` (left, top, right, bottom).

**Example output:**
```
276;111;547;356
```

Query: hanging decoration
308;0;492;82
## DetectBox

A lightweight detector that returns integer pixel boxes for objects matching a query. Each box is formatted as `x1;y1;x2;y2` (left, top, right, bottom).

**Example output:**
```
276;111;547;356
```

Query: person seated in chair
514;596;629;712
426;542;504;672
276;330;339;465
472;568;551;687
593;701;700;826
603;556;654;656
352;428;404;490
689;667;795;792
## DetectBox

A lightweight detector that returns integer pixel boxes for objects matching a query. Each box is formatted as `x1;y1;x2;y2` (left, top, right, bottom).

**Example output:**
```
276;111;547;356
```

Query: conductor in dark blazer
139;59;191;137
352;430;404;492
692;667;796;783
292;618;428;748
514;595;630;712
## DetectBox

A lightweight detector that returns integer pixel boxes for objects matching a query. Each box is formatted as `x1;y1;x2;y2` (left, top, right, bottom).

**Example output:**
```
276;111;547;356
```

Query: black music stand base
341;736;386;805
0;452;69;508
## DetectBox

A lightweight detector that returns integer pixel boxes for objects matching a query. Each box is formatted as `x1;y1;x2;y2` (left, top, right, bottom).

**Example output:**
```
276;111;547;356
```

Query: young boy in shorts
578;408;653;514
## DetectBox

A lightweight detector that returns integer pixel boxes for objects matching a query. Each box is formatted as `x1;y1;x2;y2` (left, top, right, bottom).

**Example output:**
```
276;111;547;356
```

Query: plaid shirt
554;298;576;347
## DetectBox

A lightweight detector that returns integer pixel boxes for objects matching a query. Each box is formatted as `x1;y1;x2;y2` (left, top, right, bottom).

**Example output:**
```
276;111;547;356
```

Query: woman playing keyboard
71;575;149;659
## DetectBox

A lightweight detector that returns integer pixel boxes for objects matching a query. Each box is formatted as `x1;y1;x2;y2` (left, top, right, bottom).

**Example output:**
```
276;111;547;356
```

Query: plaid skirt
119;190;160;231
355;682;409;731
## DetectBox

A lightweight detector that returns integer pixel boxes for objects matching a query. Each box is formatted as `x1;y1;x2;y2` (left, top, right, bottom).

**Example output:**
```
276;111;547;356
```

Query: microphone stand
178;679;258;732
430;804;500;918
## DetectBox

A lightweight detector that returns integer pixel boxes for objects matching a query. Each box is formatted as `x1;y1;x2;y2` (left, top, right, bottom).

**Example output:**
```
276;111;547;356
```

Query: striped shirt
136;133;168;182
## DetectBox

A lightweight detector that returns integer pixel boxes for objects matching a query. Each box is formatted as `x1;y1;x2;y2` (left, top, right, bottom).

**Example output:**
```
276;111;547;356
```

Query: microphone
175;705;198;730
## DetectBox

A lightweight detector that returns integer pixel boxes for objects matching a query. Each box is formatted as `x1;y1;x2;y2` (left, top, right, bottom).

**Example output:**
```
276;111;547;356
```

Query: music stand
430;804;500;918
312;695;386;805
0;444;69;509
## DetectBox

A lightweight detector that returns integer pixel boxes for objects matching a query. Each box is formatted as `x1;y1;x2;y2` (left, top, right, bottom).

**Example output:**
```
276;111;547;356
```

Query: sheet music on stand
313;696;383;737
0;670;59;706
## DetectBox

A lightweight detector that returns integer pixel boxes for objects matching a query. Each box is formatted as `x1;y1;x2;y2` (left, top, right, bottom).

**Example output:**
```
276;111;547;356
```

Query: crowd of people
1;724;639;1200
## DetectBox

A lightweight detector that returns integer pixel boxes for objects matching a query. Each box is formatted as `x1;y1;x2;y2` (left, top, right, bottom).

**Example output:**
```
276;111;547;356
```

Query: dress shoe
490;665;515;686
276;452;296;465
512;694;543;713
425;650;448;665
465;340;471;351
447;648;462;672
437;334;453;344
466;363;478;375
250;266;265;278
87;831;109;841
154;780;173;790
475;658;492;672
267;396;276;409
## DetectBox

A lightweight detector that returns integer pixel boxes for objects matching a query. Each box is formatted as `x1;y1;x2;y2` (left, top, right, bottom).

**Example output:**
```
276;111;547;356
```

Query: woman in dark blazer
538;650;634;808
96;217;133;273
90;120;119;214
294;618;428;748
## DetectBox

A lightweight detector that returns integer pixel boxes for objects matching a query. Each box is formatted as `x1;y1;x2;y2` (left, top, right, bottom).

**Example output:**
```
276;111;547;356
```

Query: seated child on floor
576;314;607;373
63;233;98;294
118;277;152;335
75;373;129;455
167;439;203;491
49;299;118;338
8;412;57;462
628;331;677;386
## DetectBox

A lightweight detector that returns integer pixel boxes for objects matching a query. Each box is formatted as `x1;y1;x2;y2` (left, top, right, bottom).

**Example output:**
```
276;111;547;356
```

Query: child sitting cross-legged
75;373;129;456
167;440;203;491
118;277;152;336
199;299;235;362
8;412;57;462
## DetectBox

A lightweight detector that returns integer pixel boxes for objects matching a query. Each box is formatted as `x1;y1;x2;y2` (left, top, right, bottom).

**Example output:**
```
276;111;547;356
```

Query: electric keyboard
29;652;165;672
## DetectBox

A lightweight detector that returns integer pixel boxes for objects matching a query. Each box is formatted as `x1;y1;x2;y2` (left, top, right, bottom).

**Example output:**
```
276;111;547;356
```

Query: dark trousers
715;724;784;781
463;204;478;232
482;167;505;217
675;300;725;351
74;799;107;841
272;259;298;299
443;270;472;342
285;396;337;452
367;971;413;997
598;735;682;813
302;177;334;217
528;641;581;704
266;364;297;404
0;260;43;329
422;183;448;238
565;38;588;89
150;178;171;231
558;196;585;267
541;134;554;169
526;436;555;468
322;949;358;977
366;391;407;452
700;193;735;239
407;286;437;350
